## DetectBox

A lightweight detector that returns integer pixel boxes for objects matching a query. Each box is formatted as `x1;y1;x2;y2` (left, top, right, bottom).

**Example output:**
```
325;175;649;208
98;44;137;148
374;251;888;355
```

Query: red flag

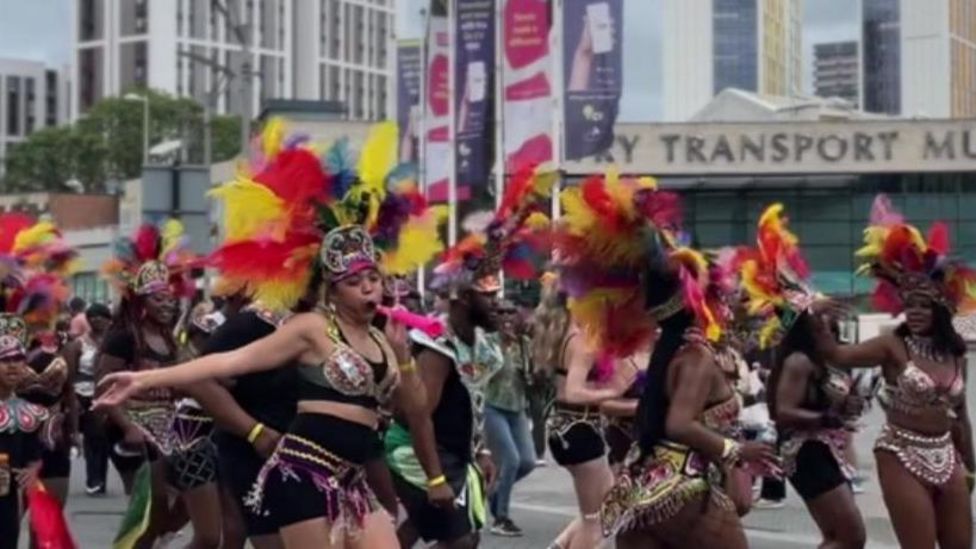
28;482;77;549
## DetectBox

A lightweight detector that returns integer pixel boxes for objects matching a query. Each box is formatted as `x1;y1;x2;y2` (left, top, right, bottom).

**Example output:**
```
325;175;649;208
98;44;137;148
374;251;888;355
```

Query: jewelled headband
321;225;378;281
134;261;172;296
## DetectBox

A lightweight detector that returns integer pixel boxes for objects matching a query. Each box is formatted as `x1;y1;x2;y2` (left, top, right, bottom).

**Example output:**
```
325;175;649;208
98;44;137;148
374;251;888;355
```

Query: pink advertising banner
501;0;554;173
424;16;454;202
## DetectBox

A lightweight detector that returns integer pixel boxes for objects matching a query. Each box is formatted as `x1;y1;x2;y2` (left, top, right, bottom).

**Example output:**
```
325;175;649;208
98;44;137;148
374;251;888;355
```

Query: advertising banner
396;40;422;163
424;16;452;202
501;0;553;172
453;0;495;195
562;0;623;160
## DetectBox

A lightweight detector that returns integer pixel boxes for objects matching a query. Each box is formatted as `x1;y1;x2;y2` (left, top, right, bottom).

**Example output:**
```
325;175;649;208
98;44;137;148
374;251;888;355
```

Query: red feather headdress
0;214;77;329
552;170;733;360
207;118;328;311
102;220;198;300
432;164;554;294
856;194;976;315
734;204;816;348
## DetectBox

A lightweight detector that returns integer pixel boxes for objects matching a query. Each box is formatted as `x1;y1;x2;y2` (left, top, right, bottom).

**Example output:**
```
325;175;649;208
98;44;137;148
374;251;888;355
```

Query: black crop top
295;323;398;409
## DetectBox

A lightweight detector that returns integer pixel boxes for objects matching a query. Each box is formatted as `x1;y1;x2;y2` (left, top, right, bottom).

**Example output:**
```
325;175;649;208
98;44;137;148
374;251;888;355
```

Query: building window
24;78;35;135
7;77;21;136
45;71;58;127
79;0;103;41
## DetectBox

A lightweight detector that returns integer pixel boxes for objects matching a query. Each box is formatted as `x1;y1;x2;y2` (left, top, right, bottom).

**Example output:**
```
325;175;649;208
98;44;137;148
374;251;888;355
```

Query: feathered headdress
433;164;554;294
735;204;815;348
102;219;198;299
318;122;447;282
553;170;696;360
0;214;77;330
856;194;976;315
207;118;328;311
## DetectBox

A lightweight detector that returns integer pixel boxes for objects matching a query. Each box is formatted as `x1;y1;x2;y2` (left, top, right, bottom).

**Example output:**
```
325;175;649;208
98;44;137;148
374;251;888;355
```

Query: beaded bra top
296;316;399;409
879;361;964;417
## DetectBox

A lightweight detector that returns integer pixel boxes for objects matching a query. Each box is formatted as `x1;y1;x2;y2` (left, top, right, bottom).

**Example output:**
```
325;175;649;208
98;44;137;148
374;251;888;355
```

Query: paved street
23;403;910;548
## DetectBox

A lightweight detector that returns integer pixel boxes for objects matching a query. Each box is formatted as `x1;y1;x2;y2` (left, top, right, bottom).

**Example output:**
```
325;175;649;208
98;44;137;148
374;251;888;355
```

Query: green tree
2;88;243;193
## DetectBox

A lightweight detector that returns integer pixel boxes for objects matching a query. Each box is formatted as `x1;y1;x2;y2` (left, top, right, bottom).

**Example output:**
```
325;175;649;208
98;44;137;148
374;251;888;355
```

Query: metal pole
203;97;213;167
143;98;149;166
447;1;457;247
494;0;506;295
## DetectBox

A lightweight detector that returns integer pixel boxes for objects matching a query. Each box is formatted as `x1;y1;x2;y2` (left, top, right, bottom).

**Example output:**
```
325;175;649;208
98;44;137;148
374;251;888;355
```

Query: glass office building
863;0;901;114
713;0;759;94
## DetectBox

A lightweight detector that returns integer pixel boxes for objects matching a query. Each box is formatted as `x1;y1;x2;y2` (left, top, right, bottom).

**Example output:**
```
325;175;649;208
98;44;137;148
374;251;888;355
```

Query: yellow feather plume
160;219;185;256
12;222;56;253
357;122;398;198
261;118;286;160
524;212;550;231
382;213;445;275
210;178;286;241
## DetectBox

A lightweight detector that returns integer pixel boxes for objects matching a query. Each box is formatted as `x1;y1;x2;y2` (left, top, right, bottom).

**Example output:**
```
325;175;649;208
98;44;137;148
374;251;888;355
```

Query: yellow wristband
398;359;417;373
427;475;447;488
246;423;265;444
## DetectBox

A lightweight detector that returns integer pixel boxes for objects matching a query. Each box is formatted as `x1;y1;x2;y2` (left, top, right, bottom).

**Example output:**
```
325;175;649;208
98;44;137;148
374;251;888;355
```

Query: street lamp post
124;93;150;165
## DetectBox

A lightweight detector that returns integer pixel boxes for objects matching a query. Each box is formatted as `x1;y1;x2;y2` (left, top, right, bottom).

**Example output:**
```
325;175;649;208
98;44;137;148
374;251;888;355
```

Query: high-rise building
862;0;901;114
900;0;976;117
814;41;860;107
73;0;393;120
664;0;803;121
862;0;975;118
0;58;70;174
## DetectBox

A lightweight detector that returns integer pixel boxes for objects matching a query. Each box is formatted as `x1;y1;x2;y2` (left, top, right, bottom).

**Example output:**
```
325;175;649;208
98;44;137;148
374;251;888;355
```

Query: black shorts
215;432;281;537
105;423;148;475
392;451;482;543
260;414;379;529
548;421;606;467
788;440;848;500
39;446;71;479
604;420;635;466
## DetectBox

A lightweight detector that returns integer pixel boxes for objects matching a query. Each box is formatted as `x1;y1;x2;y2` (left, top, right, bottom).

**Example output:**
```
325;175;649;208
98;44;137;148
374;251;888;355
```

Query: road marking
509;502;899;549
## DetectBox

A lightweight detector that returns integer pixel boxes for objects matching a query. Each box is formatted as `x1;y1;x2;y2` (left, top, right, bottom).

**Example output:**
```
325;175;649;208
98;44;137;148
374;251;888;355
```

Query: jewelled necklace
906;335;948;364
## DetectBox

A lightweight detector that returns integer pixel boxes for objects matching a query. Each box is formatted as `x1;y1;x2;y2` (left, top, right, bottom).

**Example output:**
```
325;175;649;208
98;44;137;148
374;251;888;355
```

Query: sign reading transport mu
563;119;976;176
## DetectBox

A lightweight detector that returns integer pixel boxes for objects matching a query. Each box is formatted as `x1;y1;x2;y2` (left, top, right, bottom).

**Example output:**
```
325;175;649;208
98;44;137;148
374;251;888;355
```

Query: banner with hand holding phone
396;40;422;164
453;0;496;198
562;0;623;160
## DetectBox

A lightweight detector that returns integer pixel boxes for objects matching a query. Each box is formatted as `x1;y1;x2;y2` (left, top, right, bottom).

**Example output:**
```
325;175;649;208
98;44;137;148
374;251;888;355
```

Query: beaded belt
601;441;730;536
875;423;956;486
245;433;378;540
781;428;855;481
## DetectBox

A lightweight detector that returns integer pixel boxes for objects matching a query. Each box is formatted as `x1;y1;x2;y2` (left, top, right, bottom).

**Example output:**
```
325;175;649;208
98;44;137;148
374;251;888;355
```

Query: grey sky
0;0;861;121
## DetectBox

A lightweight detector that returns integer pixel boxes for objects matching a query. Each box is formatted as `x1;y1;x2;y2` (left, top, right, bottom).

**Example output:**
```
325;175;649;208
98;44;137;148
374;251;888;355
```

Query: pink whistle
378;306;445;338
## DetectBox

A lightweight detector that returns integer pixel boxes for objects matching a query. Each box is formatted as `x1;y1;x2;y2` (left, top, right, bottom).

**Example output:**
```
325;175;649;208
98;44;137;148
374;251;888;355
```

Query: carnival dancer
387;165;553;549
531;279;633;549
4;215;78;510
553;172;776;548
0;314;48;549
64;302;113;495
96;121;448;549
96;219;200;549
735;204;867;548
815;195;975;549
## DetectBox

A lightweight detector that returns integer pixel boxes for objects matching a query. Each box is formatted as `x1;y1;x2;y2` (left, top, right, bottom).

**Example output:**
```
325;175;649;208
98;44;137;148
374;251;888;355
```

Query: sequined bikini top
879;360;964;418
296;319;399;409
